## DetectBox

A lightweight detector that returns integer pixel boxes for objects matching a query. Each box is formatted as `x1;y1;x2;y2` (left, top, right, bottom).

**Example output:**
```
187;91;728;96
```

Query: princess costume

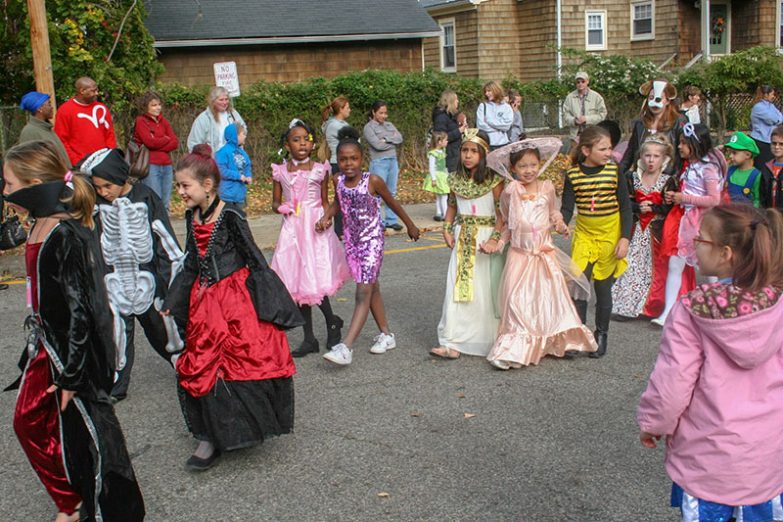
271;160;349;304
335;171;385;284
486;139;596;368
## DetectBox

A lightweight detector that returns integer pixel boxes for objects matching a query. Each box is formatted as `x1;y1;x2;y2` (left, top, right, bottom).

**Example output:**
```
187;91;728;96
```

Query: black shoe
562;351;577;359
326;315;344;349
185;449;222;472
611;314;634;322
386;223;403;231
433;215;444;222
589;332;607;358
110;394;126;405
0;283;8;291
291;338;319;358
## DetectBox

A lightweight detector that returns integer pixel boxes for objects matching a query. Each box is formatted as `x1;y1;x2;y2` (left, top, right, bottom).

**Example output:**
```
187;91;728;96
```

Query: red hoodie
54;98;117;166
134;113;179;166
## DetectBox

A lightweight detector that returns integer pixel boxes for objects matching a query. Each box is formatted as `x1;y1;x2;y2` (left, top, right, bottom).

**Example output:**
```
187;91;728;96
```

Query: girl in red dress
164;145;302;471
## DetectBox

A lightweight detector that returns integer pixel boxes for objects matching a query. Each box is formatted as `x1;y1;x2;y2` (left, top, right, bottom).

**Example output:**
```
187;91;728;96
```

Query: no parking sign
213;61;240;97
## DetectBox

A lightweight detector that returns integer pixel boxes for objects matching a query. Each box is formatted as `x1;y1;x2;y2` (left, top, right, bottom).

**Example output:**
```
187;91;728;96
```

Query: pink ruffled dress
271;161;350;305
487;180;597;367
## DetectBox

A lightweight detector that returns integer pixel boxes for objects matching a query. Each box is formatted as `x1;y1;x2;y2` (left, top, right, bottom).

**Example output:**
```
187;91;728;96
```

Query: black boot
326;315;344;349
291;338;319;358
573;299;588;324
590;332;608;358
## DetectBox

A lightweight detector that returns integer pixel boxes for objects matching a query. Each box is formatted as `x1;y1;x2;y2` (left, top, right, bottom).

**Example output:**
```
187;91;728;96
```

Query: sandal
430;347;460;359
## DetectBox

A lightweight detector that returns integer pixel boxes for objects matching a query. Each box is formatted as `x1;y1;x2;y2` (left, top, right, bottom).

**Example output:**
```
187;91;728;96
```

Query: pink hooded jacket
637;286;783;506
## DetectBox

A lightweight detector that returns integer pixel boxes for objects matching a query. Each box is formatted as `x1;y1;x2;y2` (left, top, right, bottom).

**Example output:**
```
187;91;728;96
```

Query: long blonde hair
4;141;95;228
438;90;459;115
207;86;232;122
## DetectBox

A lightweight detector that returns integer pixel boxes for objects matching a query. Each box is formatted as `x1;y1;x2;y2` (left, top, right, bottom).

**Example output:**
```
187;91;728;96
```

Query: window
631;1;655;40
585;11;607;51
779;1;783;47
440;19;456;72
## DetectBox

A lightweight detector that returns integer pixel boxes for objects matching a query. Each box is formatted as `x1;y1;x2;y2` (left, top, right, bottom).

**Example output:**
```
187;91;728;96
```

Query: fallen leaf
456;393;466;399
377;492;391;498
410;412;422;417
336;297;348;302
464;413;476;419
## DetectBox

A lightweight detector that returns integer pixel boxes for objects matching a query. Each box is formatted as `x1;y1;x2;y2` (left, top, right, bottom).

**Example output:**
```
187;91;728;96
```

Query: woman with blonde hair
3;140;145;521
477;81;513;151
186;86;246;152
432;89;466;172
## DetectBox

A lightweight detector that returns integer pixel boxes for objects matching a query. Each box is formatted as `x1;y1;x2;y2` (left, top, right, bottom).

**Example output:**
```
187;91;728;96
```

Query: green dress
423;149;450;194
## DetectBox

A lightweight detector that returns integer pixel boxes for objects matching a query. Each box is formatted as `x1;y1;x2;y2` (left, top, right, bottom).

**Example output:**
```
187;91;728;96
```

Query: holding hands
664;190;682;205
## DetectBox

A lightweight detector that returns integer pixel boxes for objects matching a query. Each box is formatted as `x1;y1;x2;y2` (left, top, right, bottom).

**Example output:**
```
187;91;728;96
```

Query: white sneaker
369;332;396;354
490;359;511;370
650;316;666;327
323;343;352;365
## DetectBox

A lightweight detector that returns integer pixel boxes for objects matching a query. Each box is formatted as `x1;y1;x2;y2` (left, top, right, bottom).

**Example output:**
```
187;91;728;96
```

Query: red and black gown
167;204;301;451
5;179;145;521
13;241;82;515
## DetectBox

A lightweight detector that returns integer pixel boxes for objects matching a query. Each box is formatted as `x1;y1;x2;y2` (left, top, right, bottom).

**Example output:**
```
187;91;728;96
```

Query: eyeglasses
693;236;716;247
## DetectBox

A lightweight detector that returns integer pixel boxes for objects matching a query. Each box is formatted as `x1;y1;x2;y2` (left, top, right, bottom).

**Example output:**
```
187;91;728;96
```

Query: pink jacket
637;286;783;505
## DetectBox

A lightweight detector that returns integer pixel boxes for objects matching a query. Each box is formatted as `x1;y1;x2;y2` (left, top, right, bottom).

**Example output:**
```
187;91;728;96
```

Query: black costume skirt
178;377;294;451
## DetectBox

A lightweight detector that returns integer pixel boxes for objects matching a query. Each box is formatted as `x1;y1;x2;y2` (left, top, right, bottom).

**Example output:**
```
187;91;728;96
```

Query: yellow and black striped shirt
561;162;633;238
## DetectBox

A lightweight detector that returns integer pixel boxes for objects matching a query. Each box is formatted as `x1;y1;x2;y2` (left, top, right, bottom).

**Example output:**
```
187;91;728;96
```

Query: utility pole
27;0;56;111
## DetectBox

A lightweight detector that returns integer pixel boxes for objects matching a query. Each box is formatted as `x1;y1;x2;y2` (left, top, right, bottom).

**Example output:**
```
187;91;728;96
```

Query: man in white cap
562;71;607;148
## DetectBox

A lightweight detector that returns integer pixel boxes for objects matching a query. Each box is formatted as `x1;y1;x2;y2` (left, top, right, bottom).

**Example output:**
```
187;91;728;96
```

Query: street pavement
0;204;676;521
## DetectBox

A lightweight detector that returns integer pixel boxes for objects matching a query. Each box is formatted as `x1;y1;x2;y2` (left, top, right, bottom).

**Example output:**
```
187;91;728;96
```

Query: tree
678;46;783;139
0;1;161;109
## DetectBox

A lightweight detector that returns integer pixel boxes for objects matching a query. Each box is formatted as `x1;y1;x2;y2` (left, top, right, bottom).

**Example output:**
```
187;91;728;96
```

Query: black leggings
573;262;615;334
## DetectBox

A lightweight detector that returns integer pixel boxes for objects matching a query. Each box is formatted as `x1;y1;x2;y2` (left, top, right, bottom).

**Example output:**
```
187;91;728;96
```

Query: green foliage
0;1;160;108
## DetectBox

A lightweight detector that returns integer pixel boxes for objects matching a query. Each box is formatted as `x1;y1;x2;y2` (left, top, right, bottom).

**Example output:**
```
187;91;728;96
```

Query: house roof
418;0;482;10
146;0;441;48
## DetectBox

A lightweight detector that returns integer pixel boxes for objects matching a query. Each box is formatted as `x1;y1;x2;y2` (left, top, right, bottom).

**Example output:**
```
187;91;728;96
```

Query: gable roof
147;0;440;48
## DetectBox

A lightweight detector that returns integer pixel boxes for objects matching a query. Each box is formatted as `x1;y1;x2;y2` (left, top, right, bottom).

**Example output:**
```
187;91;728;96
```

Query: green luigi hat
725;132;760;156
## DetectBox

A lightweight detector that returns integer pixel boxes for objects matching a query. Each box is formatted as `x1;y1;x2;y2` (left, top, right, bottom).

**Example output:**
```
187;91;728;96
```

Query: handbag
125;124;150;179
0;214;27;250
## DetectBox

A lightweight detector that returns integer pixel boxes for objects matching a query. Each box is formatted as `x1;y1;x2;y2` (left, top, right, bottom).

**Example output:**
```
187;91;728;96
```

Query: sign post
213;61;240;97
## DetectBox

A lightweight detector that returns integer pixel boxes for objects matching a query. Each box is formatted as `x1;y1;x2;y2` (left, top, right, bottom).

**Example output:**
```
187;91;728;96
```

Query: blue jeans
142;164;173;210
369;156;399;226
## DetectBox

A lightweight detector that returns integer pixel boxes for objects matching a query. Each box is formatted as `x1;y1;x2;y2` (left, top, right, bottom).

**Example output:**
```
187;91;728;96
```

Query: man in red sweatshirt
55;77;117;166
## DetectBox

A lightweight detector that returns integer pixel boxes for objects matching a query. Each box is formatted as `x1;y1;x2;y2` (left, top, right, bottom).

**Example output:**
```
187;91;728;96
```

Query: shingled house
145;0;440;86
421;0;783;81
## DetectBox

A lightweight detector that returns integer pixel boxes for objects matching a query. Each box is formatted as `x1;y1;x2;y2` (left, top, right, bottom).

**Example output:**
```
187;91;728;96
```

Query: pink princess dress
487;180;597;368
271;161;350;305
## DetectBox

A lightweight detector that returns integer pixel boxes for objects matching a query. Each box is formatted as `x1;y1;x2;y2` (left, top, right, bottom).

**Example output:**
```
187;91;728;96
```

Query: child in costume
271;119;350;357
4;141;144;522
652;123;726;326
611;136;674;320
638;204;783;522
79;148;184;402
164;145;302;471
561;125;633;358
430;129;505;360
485;138;596;369
725;131;762;207
423;130;450;221
215;123;252;206
761;125;783;209
316;127;420;366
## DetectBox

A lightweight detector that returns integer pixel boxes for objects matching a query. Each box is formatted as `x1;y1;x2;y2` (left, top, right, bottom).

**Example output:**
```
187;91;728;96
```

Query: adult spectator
432;90;466;173
476;81;513;150
134;91;179;210
679;85;702;124
321;96;351;172
621;79;687;176
562;72;607;148
320;96;351;238
750;85;783;170
186;86;245;153
54;76;117;166
364;100;404;231
17;91;69;165
506;89;525;143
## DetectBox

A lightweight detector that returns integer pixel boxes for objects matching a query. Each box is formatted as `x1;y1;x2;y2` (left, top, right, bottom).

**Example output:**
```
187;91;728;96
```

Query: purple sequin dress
336;172;384;284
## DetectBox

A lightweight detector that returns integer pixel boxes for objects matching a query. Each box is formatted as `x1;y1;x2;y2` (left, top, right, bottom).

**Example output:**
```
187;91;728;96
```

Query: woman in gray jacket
186;86;245;153
363;100;404;230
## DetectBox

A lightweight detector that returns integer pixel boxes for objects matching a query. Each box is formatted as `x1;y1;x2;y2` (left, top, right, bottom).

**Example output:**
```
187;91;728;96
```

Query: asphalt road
0;231;676;521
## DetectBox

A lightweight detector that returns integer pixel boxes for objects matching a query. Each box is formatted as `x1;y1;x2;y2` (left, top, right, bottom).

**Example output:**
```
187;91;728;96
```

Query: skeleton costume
4;181;145;521
79;148;184;400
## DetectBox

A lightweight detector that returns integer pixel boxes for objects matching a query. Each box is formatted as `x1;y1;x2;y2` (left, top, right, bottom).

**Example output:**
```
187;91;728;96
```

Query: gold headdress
462;128;490;154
